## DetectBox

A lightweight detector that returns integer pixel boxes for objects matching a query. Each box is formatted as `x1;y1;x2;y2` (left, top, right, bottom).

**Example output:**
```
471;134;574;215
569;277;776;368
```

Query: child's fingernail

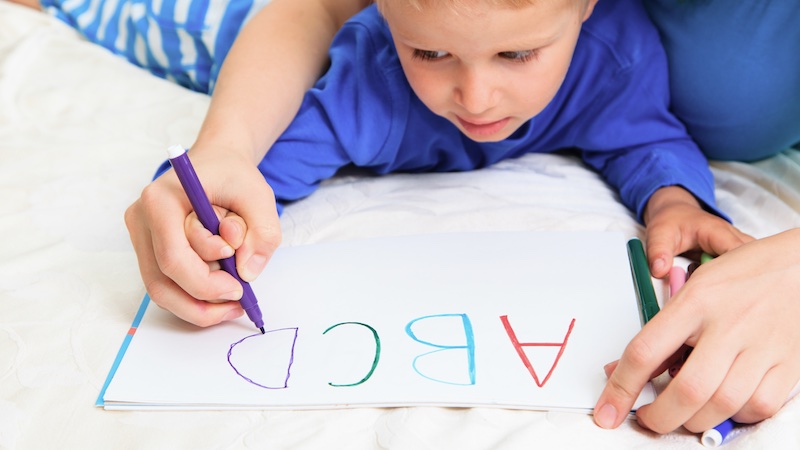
242;254;267;281
594;403;618;429
221;245;235;258
652;258;666;274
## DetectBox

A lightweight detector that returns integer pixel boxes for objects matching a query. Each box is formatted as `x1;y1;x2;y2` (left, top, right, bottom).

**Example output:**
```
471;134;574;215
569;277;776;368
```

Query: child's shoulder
579;0;665;69
333;4;393;56
341;3;385;34
329;4;401;79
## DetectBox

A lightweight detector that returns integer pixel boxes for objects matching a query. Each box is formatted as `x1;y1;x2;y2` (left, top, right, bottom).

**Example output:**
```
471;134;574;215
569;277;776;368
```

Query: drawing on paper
227;327;299;389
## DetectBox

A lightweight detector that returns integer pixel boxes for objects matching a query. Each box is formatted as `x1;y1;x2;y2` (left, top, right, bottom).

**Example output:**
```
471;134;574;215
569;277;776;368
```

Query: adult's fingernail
242;254;267;281
221;245;235;258
228;219;243;237
222;308;243;321
221;289;243;301
595;403;618;429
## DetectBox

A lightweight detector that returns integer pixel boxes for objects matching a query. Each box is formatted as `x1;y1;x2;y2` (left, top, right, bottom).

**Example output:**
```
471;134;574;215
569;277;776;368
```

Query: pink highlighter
666;265;688;378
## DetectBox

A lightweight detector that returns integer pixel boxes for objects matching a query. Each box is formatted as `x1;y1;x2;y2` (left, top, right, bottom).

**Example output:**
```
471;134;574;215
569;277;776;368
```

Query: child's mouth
456;116;510;137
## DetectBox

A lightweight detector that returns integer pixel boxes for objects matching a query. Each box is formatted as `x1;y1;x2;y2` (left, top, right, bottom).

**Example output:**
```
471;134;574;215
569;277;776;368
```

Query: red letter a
500;315;575;388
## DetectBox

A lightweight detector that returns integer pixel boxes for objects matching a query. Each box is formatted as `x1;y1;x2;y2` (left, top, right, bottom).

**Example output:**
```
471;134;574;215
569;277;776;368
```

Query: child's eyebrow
498;34;558;50
500;25;567;49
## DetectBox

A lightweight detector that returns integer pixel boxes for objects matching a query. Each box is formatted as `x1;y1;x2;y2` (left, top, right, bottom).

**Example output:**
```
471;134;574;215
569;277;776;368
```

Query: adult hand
124;148;281;327
593;229;800;433
121;0;365;327
642;186;753;278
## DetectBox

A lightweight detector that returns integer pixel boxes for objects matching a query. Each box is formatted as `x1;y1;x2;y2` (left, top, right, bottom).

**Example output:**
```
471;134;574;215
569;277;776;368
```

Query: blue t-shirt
256;0;721;221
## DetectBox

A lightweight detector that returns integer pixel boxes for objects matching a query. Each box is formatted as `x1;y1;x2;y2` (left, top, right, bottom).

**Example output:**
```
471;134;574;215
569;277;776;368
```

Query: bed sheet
2;2;800;449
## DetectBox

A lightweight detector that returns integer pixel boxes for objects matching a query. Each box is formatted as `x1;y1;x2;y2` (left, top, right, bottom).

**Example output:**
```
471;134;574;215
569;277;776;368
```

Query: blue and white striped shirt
42;0;270;93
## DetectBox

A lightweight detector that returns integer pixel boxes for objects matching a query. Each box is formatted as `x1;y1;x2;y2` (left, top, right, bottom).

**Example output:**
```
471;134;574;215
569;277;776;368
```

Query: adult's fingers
218;210;247;250
185;212;236;262
679;348;770;433
733;367;800;424
603;347;685;380
593;305;699;429
125;196;244;327
219;173;282;282
635;337;744;434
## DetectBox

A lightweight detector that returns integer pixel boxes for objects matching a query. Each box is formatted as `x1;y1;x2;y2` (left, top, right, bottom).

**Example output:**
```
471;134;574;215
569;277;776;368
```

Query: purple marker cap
167;145;265;333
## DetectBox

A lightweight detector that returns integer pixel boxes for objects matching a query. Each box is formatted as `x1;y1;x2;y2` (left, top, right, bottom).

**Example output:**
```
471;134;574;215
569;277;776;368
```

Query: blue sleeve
257;98;354;216
573;39;726;223
258;12;402;215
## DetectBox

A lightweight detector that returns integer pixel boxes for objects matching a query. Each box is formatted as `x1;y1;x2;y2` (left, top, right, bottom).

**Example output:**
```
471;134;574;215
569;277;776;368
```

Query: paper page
103;231;656;411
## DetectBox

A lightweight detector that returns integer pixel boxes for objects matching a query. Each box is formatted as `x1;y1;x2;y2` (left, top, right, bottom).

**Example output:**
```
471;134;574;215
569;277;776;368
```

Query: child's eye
498;50;539;63
412;49;450;61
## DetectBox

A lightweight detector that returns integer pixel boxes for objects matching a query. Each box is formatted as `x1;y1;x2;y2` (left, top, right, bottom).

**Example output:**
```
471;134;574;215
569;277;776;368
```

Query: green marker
700;252;715;265
627;238;659;325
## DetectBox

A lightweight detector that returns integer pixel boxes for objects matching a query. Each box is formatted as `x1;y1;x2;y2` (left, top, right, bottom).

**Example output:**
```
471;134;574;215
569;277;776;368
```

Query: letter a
500;315;575;388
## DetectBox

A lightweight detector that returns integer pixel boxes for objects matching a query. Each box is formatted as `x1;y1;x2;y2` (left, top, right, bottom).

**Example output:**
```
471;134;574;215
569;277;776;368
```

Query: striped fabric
41;0;271;93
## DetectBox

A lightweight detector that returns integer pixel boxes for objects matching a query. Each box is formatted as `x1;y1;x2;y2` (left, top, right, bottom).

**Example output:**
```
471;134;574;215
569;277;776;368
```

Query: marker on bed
703;382;800;448
167;145;265;334
702;418;740;448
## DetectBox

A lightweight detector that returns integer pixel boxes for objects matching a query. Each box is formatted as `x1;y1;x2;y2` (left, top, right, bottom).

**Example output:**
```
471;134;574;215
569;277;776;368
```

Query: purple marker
167;145;265;334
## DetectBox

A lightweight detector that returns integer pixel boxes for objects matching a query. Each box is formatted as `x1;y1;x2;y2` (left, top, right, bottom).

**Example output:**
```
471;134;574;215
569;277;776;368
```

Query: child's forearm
642;185;701;225
190;0;370;164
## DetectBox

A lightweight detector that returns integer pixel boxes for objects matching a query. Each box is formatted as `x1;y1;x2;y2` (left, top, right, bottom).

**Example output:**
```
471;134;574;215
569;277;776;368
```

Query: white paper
103;231;656;411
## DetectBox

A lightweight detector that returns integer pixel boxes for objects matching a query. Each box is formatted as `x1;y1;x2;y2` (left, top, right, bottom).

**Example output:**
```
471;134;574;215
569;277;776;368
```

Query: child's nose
453;68;497;115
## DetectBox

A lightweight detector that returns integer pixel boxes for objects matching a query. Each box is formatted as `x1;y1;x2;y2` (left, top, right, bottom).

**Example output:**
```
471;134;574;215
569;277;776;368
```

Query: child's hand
124;149;281;327
642;186;753;278
594;229;800;433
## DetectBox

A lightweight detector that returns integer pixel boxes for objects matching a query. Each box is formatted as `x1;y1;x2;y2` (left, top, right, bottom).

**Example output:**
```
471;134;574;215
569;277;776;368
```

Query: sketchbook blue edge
95;294;152;407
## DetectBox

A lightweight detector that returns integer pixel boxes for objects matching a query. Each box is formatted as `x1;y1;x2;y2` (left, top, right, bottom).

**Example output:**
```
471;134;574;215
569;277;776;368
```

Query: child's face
383;0;595;142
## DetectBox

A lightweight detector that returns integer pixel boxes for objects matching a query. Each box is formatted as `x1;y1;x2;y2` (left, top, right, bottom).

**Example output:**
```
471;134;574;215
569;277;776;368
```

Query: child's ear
582;0;599;22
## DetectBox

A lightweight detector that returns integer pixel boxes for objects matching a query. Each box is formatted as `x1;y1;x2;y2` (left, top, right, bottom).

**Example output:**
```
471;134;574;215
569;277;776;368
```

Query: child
126;0;748;324
150;0;721;217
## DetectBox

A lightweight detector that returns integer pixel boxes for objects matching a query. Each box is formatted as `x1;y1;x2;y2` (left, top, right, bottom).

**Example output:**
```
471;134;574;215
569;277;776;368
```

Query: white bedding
2;2;799;448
